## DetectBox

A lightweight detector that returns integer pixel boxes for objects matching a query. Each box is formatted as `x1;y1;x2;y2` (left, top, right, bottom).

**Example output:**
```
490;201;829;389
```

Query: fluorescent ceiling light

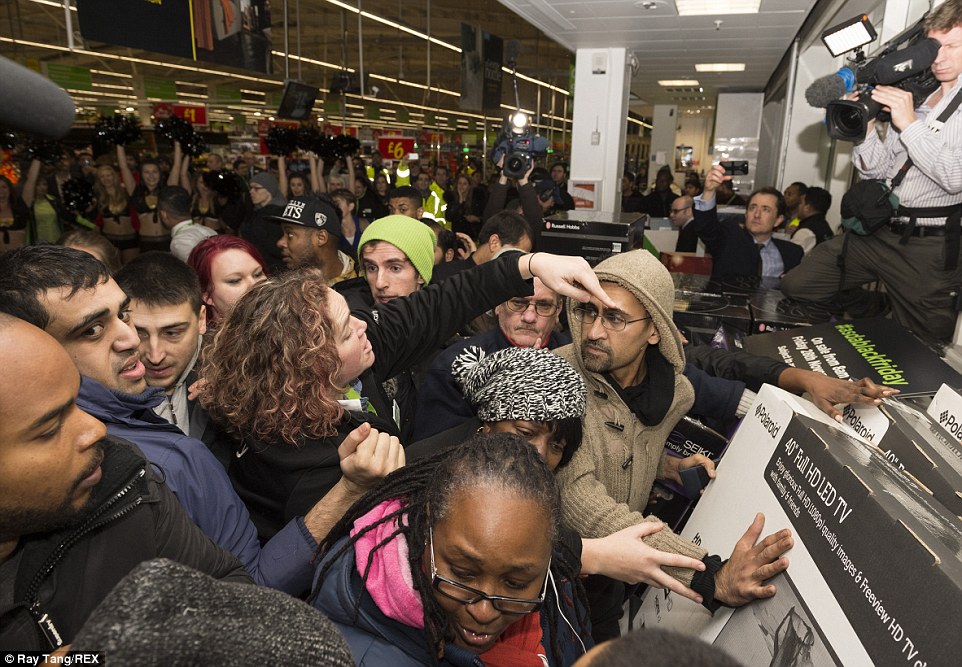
658;79;699;86
675;0;760;16
695;63;746;72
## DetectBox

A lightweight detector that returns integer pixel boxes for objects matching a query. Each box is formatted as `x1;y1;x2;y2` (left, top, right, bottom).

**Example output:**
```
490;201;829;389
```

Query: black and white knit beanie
71;559;354;666
452;346;587;423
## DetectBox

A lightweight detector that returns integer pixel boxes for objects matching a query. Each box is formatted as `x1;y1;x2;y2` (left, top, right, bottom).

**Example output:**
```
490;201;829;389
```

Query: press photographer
783;0;962;349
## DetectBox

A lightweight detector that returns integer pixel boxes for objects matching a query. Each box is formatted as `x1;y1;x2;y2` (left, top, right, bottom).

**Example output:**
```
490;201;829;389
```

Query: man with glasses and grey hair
556;248;795;615
412;277;567;440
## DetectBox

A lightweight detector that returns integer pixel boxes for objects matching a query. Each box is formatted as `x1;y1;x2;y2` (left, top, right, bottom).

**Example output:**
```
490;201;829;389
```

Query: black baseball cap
268;196;341;237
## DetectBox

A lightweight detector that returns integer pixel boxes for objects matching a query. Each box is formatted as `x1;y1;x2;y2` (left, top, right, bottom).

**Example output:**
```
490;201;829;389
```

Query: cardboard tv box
639;384;962;666
838;396;962;520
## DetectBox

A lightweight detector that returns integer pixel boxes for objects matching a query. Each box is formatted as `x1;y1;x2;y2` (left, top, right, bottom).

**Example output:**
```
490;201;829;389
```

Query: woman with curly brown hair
200;252;612;542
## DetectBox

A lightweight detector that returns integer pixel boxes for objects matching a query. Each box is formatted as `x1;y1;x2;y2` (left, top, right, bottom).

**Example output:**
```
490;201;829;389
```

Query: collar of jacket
77;376;167;425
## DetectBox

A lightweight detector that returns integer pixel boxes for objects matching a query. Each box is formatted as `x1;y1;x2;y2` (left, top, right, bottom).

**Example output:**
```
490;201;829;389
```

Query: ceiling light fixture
658;79;700;86
675;0;760;16
695;63;746;72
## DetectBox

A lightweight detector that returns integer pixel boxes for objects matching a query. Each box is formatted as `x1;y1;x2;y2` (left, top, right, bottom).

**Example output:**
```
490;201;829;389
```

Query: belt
888;221;947;237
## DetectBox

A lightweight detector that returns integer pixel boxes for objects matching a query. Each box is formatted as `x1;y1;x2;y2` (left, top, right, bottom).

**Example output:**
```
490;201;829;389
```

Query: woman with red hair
187;235;270;327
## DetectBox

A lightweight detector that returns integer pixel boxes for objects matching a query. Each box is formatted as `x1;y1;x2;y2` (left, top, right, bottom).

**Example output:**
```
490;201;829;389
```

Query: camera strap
887;89;962;267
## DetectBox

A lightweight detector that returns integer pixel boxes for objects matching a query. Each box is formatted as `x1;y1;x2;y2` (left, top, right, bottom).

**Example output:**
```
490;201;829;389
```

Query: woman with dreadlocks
310;434;592;666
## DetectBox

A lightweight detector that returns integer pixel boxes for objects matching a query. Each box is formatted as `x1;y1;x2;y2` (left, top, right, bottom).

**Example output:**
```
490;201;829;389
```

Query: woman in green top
21;158;64;245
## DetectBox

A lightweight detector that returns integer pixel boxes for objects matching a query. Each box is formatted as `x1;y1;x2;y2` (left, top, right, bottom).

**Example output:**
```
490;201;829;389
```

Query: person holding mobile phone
690;164;803;283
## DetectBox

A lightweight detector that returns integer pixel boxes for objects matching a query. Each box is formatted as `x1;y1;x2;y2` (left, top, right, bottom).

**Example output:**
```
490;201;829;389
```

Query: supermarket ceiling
3;0;817;130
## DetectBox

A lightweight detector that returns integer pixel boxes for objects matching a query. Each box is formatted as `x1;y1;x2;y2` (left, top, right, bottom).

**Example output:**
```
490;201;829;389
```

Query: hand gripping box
639;384;962;667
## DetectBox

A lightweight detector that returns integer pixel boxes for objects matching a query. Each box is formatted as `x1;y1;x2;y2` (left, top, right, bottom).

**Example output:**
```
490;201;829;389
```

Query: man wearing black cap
272;195;356;284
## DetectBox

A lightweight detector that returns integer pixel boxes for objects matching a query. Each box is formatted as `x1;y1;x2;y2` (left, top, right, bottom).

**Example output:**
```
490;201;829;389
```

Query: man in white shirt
160;186;218;262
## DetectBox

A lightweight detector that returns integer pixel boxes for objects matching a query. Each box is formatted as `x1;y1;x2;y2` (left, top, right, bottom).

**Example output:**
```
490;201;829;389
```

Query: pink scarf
351;498;425;629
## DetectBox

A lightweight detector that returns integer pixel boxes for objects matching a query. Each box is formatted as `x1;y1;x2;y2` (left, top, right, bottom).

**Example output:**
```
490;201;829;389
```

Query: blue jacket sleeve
682;363;745;422
412;350;476;441
157;433;317;595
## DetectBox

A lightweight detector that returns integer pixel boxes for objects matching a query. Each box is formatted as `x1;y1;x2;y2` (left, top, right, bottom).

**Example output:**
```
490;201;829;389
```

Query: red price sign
172;104;207;126
151;103;173;120
378;137;414;160
323;124;358;137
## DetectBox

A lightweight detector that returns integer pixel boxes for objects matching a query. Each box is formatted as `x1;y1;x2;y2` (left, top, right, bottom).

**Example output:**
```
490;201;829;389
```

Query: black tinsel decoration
182;132;208;157
312;133;337;162
0;130;17;151
94;114;142;146
264;125;298;156
204;169;244;199
61;177;94;214
155;116;193;146
23;137;63;166
332;134;360;159
295;126;320;152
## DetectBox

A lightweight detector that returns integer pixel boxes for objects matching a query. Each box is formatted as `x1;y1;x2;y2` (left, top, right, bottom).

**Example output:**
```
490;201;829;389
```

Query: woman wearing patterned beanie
407;345;586;469
407;346;711;644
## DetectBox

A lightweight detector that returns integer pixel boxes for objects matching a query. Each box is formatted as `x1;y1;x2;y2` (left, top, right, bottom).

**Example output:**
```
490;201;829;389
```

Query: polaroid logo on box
842;404;877;442
754;403;782;439
938;409;962;438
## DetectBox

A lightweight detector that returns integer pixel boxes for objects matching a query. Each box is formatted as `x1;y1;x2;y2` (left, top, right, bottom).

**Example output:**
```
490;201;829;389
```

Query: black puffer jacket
0;437;250;651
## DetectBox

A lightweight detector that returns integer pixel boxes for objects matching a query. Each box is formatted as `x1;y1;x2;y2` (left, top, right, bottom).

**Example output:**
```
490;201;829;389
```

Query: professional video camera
489;39;548;179
805;14;940;143
492;112;549;179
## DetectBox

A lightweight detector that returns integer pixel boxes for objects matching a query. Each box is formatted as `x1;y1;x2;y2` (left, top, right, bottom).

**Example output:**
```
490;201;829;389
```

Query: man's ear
416;207;424;220
647;325;661;347
314;230;329;248
198;304;208;336
444;248;455;262
488;234;502;252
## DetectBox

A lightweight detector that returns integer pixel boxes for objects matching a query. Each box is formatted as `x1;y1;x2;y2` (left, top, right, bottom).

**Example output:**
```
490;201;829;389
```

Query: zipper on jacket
24;467;147;647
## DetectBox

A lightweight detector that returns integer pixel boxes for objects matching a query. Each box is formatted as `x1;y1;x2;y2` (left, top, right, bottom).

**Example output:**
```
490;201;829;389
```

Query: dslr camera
491;112;548;179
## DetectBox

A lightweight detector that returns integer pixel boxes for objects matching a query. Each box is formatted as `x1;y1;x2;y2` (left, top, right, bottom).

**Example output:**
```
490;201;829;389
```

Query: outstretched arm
117;144;137;196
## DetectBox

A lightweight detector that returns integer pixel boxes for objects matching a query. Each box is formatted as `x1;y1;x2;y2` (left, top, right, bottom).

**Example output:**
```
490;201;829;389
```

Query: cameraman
782;0;962;348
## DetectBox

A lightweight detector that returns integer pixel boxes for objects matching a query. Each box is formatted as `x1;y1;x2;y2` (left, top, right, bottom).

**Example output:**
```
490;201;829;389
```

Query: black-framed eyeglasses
505;297;560;317
429;527;550;616
572;304;652;331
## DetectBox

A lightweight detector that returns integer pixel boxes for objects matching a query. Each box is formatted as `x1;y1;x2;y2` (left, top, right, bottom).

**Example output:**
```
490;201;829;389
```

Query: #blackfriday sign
743;318;962;396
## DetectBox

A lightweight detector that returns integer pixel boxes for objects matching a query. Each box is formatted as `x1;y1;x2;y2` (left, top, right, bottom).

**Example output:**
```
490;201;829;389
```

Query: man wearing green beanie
357;214;437;305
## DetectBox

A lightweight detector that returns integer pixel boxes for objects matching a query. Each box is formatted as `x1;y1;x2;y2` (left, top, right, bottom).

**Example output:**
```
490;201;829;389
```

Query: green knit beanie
359;215;437;284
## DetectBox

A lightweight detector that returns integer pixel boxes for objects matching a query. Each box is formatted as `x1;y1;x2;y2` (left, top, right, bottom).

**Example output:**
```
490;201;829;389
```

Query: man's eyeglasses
670;205;691;214
505;297;560;317
429;527;549;615
572;304;652;331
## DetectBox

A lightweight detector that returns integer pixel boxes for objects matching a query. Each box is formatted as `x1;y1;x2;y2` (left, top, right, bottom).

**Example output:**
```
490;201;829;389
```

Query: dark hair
788;181;808;194
0;245;111;330
803;186;831;214
157;185;193;220
436;228;458;257
115;252;202;312
310;434;587;666
478;211;531;246
390;185;424;208
747;186;787;218
595;628;741;667
551;416;583;468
